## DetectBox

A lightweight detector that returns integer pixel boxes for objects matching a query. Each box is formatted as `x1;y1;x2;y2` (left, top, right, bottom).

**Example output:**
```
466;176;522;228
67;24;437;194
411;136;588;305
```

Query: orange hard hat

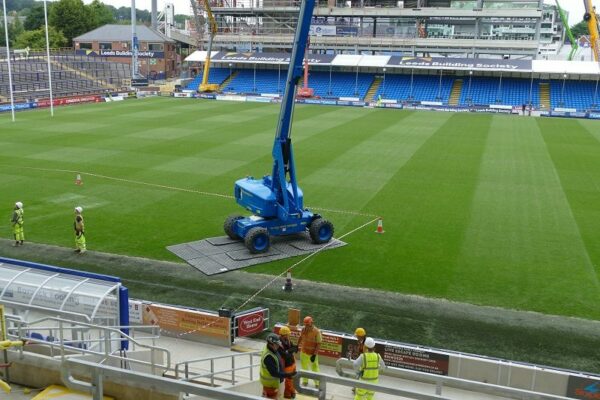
279;326;291;336
303;316;313;325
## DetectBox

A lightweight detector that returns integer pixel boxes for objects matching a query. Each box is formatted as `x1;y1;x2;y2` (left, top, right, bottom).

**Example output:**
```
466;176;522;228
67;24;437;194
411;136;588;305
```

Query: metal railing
174;350;261;386
5;315;171;376
334;358;573;400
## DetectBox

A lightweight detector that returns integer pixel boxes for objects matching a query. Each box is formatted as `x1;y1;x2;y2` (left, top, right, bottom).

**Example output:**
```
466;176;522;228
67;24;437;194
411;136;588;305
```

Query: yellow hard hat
354;327;366;337
279;326;291;336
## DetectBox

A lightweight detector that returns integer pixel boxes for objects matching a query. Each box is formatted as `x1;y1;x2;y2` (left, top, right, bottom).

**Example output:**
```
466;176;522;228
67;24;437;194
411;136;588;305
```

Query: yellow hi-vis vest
260;347;280;388
361;352;381;381
14;209;23;225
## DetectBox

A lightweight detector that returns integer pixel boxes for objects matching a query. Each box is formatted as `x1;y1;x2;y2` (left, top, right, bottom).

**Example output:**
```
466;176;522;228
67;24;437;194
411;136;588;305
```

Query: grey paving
167;233;346;275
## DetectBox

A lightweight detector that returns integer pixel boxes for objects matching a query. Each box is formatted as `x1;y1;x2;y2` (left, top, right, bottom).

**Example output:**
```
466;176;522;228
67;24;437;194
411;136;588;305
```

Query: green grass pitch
1;97;600;321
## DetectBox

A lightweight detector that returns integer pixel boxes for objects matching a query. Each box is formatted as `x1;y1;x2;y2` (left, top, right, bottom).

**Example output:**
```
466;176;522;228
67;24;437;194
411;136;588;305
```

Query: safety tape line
2;165;377;217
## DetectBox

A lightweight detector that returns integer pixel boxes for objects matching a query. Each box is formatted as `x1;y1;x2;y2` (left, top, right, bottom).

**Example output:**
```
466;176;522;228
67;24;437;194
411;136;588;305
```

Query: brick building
73;24;178;79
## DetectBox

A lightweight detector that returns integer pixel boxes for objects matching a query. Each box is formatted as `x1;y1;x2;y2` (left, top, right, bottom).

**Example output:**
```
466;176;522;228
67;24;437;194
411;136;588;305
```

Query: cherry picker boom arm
271;0;315;217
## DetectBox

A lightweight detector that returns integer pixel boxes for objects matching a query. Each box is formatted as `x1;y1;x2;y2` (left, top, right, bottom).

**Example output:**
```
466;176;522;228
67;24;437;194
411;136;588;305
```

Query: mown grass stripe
455;115;600;317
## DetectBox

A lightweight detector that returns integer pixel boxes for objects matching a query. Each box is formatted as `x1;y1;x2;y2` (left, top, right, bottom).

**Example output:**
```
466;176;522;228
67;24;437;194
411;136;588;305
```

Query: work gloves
310;354;316;363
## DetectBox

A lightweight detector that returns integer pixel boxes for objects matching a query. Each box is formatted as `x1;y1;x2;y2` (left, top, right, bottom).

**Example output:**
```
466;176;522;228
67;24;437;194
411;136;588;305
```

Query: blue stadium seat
375;73;453;103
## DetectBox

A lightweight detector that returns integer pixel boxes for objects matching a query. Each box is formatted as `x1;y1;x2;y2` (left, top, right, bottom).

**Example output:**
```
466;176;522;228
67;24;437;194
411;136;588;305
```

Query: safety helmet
15;202;23;209
75;206;83;213
303;316;313;326
365;337;376;349
354;327;366;337
279;326;291;336
266;333;281;346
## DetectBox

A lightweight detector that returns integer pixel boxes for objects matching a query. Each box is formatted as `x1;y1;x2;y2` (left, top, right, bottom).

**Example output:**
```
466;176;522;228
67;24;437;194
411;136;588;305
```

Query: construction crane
555;0;578;60
223;0;334;254
584;0;600;61
199;0;220;92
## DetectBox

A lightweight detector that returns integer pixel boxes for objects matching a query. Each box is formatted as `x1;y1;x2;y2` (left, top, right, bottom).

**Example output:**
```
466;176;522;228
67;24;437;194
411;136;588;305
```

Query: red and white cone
75;174;83;186
375;218;385;234
282;269;293;291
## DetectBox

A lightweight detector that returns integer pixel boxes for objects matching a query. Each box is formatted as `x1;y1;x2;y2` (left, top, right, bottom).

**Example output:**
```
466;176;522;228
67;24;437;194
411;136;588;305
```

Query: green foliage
49;0;91;45
570;20;589;37
5;0;35;12
87;0;114;30
15;25;67;49
24;3;47;31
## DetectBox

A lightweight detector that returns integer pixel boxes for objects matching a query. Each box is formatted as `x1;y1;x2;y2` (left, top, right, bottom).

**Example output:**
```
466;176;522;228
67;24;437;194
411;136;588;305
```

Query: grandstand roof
74;24;175;43
185;51;600;76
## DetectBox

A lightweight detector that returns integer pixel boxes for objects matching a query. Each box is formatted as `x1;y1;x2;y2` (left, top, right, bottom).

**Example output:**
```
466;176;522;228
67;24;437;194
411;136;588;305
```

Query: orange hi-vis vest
299;327;321;355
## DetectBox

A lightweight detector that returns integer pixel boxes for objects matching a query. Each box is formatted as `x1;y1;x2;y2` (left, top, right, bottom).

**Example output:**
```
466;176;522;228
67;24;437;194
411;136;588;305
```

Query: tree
49;0;92;45
87;0;114;30
24;3;47;31
15;25;67;49
570;20;589;38
8;12;25;46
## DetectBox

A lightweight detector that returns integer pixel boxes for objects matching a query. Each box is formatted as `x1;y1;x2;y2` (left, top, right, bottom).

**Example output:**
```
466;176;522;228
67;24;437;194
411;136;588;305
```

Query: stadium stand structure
0;52;130;102
182;66;598;110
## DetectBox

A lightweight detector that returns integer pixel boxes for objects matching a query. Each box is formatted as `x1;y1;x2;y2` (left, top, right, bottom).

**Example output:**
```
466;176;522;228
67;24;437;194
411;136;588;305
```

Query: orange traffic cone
375;218;385;234
75;174;82;186
282;269;293;292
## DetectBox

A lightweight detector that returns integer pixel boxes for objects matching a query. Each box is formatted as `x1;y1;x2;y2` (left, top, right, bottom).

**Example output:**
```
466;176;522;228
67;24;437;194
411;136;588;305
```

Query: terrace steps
449;79;463;106
365;77;382;102
539;83;550;109
220;71;238;91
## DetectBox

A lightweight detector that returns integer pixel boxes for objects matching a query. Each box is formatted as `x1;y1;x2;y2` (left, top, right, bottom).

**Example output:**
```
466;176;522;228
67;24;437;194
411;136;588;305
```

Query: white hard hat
15;201;23;209
365;337;376;349
74;206;83;213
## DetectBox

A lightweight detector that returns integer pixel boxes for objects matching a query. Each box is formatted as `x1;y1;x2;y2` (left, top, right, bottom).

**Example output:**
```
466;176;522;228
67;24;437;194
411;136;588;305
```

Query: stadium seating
549;80;598;110
459;77;538;107
184;68;232;90
221;69;374;99
302;71;374;99
0;52;130;102
223;69;284;94
375;73;454;103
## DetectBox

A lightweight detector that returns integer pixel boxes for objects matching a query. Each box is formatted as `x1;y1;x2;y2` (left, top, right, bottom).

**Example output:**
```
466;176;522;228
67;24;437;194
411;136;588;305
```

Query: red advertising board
36;95;102;108
236;310;265;337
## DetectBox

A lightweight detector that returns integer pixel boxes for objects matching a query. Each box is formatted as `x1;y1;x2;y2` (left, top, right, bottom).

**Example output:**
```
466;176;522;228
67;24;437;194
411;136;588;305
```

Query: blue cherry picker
223;0;334;254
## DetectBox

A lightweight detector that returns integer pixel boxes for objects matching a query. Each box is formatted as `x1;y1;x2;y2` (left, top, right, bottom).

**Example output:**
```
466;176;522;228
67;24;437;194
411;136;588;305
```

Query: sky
82;0;592;25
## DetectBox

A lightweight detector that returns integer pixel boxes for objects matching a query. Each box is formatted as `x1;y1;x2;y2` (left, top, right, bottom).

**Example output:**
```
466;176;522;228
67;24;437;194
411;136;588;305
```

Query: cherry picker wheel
245;227;270;253
224;215;244;240
309;218;334;244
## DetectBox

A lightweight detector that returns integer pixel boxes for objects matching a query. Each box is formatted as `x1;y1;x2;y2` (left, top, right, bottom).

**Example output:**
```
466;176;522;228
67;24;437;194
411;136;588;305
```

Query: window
149;43;163;51
79;42;92;49
99;43;112;50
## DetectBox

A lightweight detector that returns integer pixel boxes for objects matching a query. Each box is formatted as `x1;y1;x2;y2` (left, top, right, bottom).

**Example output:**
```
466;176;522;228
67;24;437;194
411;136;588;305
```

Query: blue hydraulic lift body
224;0;334;253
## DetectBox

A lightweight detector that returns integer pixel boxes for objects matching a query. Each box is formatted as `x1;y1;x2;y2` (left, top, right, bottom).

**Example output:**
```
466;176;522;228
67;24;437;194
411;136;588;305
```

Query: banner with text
387;56;531;72
76;49;164;59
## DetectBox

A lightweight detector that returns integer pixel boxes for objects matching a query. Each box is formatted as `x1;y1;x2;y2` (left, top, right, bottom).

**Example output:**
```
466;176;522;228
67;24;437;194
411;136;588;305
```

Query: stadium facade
73;24;178;79
195;0;566;59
